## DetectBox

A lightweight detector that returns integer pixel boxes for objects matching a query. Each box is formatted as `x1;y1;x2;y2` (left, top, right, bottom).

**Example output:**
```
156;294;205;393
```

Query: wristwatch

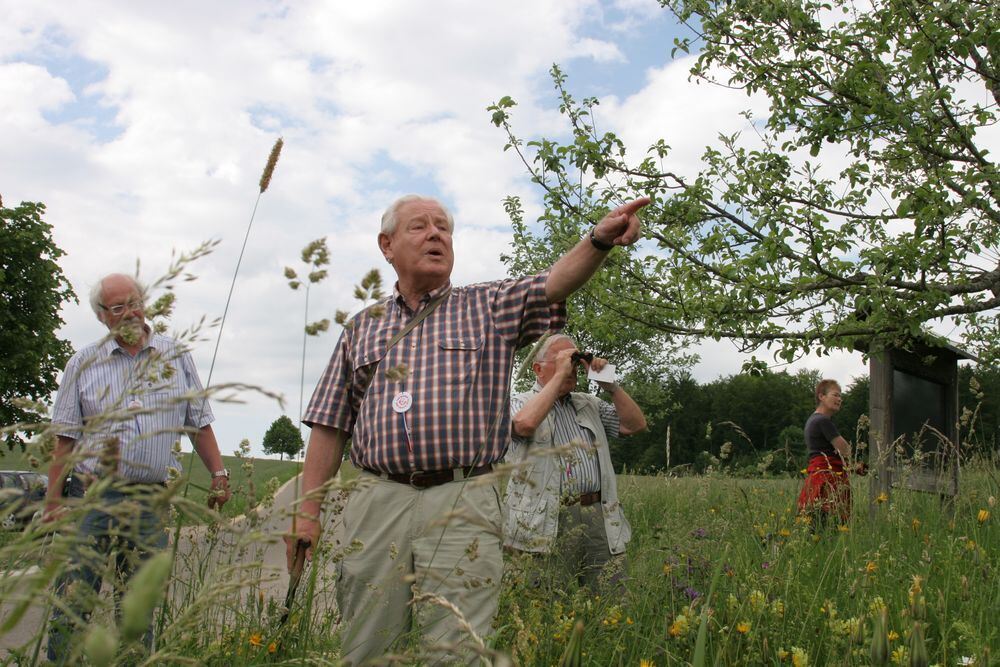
589;227;615;252
212;469;230;479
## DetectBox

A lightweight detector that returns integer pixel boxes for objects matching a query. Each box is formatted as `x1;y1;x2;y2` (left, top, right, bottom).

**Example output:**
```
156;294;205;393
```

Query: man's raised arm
544;197;650;304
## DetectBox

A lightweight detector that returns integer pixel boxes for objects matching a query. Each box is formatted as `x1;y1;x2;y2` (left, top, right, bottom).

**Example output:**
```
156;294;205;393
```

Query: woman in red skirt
797;379;854;527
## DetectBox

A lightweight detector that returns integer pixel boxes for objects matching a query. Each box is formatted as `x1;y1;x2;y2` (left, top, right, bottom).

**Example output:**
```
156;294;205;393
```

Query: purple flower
761;561;771;569
684;587;702;600
690;528;708;539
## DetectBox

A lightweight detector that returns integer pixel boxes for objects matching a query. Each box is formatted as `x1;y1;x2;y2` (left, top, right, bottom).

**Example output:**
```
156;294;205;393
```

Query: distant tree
261;415;304;460
0;199;76;451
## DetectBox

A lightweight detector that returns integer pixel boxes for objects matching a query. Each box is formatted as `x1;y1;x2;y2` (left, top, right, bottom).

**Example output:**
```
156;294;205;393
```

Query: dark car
0;470;48;530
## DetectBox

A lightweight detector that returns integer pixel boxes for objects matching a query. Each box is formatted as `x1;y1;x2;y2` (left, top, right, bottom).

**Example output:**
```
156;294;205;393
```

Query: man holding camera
503;334;646;589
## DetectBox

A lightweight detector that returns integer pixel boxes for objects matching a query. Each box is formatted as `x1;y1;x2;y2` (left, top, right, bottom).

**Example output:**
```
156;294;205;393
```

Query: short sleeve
508;393;529;448
180;350;214;429
818;415;840;443
303;328;356;433
598;400;620;439
51;354;83;440
489;271;567;348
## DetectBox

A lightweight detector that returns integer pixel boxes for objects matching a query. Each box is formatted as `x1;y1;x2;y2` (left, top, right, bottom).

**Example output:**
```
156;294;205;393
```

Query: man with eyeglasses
43;272;231;662
503;334;646;591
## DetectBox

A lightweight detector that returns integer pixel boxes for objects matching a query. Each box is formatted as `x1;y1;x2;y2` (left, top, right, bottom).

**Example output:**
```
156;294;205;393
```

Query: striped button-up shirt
51;331;214;483
511;385;620;496
304;272;566;473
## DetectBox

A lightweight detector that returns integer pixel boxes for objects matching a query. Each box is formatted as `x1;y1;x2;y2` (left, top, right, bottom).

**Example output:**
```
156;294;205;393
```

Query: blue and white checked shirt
51;331;214;483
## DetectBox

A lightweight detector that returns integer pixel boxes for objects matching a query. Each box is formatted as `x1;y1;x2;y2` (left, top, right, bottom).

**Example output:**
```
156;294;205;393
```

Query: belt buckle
408;470;426;490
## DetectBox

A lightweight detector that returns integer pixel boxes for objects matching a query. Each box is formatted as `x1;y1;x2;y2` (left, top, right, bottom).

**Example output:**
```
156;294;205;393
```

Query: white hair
536;334;578;362
89;273;146;318
380;194;454;234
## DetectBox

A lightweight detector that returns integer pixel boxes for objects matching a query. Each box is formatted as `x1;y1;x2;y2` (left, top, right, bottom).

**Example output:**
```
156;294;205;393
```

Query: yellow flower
662;563;673;576
965;539;976;551
736;621;751;634
268;641;278;654
837;524;849;533
639;660;654;667
779;528;791;537
865;561;878;574
749;590;766;611
791;646;808;667
876;492;889;504
887;630;900;642
890;645;907;664
249;632;263;647
977;509;990;523
911;517;921;531
669;615;690;638
778;649;790;661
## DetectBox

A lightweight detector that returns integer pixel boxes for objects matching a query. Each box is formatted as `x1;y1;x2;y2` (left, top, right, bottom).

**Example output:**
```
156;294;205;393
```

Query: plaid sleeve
51;353;83;440
489;270;567;348
180;350;215;429
303;327;356;433
598;399;621;439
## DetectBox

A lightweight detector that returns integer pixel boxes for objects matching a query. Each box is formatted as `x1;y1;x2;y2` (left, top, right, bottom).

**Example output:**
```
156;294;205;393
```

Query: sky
1;0;873;458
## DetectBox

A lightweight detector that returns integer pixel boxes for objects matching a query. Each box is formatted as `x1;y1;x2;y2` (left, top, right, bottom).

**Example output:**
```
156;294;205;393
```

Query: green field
1;457;995;665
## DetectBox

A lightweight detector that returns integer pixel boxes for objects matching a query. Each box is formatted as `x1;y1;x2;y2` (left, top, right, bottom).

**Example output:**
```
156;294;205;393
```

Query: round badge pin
392;391;413;414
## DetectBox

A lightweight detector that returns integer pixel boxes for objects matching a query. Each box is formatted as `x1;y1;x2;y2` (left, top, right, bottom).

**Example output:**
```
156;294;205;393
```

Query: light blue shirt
51;331;214;483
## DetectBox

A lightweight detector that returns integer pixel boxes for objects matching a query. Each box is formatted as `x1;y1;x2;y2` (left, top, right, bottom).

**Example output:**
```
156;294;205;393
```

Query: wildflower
989;495;996;508
965;539;976;551
749;589;766;611
736;621;751;634
626;617;634;625
639;660;654;667
911;518;921;531
977;509;990;523
778;649;790;661
268;641;278;654
669;615;690;637
662;562;673;576
770;599;785;617
838;524;849;533
868;596;887;614
876;492;888;504
890;645;907;665
779;528;791;537
791;646;808;667
727;594;739;611
249;633;263;647
865;561;878;574
887;630;899;642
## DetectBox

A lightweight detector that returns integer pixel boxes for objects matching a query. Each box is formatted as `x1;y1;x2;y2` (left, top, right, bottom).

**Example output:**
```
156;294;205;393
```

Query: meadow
0;451;995;665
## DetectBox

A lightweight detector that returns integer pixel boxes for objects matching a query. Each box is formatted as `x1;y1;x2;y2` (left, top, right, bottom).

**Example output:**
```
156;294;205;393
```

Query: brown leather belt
563;490;602;507
368;464;493;490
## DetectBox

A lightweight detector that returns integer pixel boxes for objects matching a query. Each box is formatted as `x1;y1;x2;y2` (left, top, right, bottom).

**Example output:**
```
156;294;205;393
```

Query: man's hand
588;356;617;393
591;197;651;248
285;515;320;571
42;499;67;524
552;347;579;382
208;476;231;510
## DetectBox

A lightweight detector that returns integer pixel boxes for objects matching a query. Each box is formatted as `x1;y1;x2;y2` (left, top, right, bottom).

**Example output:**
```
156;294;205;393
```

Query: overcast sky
2;0;872;458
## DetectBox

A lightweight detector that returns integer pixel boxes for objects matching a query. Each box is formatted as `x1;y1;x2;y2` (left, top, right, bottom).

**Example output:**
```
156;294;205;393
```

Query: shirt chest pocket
436;337;484;385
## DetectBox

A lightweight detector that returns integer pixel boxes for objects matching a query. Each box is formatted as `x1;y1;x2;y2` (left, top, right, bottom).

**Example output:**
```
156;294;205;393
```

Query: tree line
609;364;999;476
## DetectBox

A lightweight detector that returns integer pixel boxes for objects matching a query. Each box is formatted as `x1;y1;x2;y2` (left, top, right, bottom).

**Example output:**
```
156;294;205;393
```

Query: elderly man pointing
287;194;648;664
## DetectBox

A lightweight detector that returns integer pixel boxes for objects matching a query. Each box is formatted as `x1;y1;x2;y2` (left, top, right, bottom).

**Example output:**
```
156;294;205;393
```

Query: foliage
0;200;76;451
490;0;1000;365
261;415;304;460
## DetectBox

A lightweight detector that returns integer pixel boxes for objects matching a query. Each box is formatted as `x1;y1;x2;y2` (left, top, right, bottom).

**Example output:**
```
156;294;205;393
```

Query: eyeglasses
100;299;144;316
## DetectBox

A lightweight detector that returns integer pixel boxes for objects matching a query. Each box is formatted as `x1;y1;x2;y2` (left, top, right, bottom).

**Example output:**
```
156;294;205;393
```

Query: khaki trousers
336;470;503;665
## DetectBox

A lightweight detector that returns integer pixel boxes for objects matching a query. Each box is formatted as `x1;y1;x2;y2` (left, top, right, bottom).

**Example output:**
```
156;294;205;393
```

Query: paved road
0;473;342;660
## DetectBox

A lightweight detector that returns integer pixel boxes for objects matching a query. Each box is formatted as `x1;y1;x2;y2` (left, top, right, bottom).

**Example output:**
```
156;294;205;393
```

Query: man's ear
377;232;392;263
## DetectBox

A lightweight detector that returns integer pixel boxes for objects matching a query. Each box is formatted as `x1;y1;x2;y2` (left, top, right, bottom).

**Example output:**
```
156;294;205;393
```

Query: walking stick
280;538;311;626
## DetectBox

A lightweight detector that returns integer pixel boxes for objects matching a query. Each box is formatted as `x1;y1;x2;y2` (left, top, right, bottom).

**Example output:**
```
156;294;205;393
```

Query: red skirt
797;455;851;522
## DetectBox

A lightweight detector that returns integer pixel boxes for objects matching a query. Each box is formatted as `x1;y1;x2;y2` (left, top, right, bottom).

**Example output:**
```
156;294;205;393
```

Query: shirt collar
100;325;156;357
392;280;452;310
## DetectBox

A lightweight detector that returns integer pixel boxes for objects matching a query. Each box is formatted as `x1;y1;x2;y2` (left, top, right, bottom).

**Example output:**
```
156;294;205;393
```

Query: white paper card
588;363;617;383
